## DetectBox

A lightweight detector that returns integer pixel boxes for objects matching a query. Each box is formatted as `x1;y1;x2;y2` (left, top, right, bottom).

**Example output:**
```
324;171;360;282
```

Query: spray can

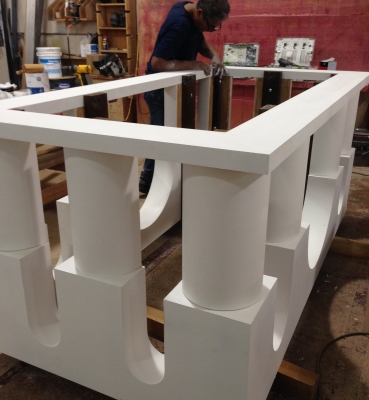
102;36;109;50
69;1;75;15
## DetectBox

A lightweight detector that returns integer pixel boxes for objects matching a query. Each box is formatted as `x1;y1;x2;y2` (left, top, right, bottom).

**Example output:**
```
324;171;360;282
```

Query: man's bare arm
151;56;211;75
198;39;227;76
198;39;221;62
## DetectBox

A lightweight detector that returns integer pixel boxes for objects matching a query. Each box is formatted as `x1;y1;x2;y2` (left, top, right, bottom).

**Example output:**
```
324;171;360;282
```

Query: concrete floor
0;166;368;400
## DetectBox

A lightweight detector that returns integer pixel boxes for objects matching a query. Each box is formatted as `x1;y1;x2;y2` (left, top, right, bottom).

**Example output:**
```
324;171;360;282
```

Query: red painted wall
138;0;369;72
137;0;369;125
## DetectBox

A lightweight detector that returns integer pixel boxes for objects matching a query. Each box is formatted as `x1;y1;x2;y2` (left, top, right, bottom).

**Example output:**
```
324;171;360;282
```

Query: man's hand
210;55;228;78
199;40;228;77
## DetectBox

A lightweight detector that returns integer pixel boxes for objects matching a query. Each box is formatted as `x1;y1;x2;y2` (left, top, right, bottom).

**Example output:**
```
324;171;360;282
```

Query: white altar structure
0;67;368;399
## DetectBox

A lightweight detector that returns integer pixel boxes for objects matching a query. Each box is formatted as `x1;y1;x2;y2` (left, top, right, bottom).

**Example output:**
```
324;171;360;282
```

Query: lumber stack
36;144;67;205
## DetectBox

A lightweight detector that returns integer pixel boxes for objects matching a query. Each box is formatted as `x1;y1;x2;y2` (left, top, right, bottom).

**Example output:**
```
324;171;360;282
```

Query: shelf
97;3;126;6
46;0;96;21
101;49;128;54
61;55;87;60
99;26;126;30
54;18;94;22
96;0;136;75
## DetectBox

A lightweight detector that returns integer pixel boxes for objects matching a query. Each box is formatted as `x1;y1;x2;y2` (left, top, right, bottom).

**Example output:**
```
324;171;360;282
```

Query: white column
0;139;47;251
309;104;347;176
63;148;141;278
182;165;270;311
341;93;360;155
267;141;310;243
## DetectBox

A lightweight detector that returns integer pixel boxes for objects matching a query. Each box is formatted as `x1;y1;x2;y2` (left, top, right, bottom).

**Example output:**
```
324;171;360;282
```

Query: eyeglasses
203;16;222;31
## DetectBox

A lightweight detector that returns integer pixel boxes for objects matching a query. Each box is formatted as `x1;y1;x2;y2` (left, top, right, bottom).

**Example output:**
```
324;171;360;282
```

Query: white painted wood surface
0;67;368;400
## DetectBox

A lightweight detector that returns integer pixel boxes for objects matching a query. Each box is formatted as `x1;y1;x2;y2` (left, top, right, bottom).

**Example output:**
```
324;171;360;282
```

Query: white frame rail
0;67;368;400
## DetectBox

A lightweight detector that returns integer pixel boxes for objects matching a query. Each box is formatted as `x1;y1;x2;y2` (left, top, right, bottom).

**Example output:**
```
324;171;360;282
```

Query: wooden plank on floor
329;236;369;260
272;360;319;400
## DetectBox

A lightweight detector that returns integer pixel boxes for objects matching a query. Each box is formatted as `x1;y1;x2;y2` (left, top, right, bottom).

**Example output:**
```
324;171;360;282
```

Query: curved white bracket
140;160;181;249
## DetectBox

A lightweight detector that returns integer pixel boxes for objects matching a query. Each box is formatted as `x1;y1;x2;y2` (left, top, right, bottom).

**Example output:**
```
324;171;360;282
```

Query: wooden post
84;93;109;119
212;75;233;131
261;71;282;108
181;75;196;129
253;73;292;117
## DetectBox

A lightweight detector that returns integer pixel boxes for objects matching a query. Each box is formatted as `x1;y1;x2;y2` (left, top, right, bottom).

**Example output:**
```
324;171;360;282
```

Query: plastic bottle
292;43;298;62
305;45;313;65
281;43;288;60
80;34;90;57
300;43;306;64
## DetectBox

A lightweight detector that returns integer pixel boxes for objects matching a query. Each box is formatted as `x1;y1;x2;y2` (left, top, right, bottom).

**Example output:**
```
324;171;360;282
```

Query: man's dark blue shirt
146;1;205;73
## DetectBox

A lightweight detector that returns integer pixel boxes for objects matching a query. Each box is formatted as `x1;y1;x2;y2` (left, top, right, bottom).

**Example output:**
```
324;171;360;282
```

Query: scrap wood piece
329;236;369;260
38;149;64;170
37;144;64;171
259;104;276;114
22;63;44;74
36;144;62;157
147;306;164;342
272;360;319;400
39;169;67;205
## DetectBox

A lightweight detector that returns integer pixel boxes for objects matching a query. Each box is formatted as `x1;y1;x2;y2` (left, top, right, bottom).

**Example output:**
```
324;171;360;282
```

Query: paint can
36;47;62;78
49;76;77;90
59;83;70;90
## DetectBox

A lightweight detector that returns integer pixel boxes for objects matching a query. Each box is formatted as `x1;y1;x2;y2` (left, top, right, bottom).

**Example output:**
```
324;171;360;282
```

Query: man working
139;0;231;194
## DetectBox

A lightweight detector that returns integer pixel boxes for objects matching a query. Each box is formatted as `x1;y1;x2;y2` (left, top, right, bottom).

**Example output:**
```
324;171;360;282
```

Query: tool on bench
278;58;308;69
93;54;125;78
61;64;92;85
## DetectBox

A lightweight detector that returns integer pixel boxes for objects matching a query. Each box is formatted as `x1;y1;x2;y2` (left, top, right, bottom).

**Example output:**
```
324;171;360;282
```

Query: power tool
61;64;93;86
278;58;308;69
93;54;126;78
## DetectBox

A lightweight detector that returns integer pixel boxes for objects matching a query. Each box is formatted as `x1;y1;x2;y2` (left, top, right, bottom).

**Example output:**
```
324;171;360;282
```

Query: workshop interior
0;1;368;400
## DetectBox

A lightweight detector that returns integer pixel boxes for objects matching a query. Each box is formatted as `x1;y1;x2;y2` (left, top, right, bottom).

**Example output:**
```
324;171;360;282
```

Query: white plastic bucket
36;47;62;78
